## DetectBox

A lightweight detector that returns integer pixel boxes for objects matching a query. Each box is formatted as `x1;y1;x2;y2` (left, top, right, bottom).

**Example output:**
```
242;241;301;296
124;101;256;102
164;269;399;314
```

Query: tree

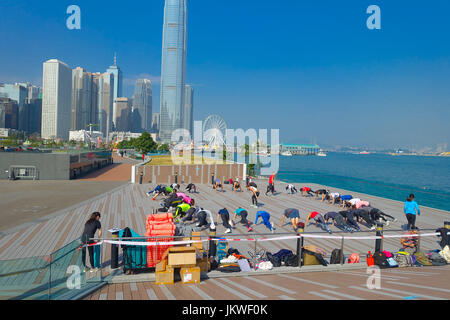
134;132;157;155
158;143;170;152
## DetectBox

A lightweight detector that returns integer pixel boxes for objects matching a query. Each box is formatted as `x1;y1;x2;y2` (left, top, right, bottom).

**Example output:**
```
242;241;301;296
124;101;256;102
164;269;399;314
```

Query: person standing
81;212;102;272
404;194;420;230
266;173;276;195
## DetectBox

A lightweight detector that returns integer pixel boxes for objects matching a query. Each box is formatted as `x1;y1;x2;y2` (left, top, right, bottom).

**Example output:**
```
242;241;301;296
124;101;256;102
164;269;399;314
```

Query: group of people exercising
146;176;398;235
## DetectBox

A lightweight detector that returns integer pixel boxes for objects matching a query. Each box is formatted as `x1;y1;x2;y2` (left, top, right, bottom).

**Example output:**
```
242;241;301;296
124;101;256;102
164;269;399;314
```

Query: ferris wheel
202;114;227;147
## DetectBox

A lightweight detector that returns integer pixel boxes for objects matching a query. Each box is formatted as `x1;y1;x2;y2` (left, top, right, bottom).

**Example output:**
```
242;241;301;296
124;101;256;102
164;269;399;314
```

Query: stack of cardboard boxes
155;231;210;285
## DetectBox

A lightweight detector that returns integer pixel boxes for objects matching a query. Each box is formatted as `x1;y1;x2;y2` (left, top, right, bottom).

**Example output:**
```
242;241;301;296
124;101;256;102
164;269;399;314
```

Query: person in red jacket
266;173;276;195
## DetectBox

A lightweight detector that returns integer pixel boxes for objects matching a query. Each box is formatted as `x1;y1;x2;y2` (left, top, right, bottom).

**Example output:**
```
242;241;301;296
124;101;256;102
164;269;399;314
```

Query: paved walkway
77;154;138;182
85;265;450;300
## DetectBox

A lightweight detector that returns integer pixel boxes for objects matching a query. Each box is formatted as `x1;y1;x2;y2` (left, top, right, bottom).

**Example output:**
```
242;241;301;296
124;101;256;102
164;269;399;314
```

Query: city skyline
0;1;449;149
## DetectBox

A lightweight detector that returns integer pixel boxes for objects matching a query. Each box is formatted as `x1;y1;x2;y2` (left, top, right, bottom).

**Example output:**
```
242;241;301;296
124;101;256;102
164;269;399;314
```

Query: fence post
111;232;119;269
175;171;178;184
211;173;215;185
253;238;257;270
375;221;384;252
208;229;216;261
48;256;52;300
297;226;304;268
340;236;345;265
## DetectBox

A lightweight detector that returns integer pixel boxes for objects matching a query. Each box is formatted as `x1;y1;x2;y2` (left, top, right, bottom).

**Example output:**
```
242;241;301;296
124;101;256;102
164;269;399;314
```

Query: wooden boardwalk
0;178;448;299
85;265;450;300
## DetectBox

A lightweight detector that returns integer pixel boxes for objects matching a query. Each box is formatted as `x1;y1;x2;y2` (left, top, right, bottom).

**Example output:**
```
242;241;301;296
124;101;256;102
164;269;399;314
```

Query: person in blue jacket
255;211;275;233
404;194;420;230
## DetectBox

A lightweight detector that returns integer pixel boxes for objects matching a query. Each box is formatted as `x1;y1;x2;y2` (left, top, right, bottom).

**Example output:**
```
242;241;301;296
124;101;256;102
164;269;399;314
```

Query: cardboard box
191;231;203;250
155;267;174;285
167;247;197;266
156;259;167;272
180;267;201;284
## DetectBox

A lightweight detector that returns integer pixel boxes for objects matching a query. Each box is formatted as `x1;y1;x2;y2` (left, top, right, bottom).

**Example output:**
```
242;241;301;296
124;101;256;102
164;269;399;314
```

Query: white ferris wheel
202;114;227;147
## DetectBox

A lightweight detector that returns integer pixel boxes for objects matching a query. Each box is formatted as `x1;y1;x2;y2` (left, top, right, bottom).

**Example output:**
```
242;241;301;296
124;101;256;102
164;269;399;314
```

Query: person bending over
369;207;397;225
353;206;376;230
255;210;275;233
196;209;216;230
286;184;298;194
300;187;314;197
174;202;191;221
217;208;233;234
247;185;260;208
314;189;329;201
279;208;300;231
232;180;242;192
324;211;353;233
339;209;361;231
213;179;224;192
339;195;353;207
146;184;164;198
305;211;332;233
171;183;180;190
327;192;340;205
181;200;198;223
185;183;197;193
233;207;252;232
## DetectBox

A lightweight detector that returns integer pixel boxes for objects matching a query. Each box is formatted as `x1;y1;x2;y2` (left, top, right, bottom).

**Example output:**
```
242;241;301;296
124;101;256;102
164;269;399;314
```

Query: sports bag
395;251;414;267
373;251;388;268
428;252;447;266
367;251;375;266
285;254;299;267
330;249;343;264
266;252;281;267
414;251;433;266
386;257;398;268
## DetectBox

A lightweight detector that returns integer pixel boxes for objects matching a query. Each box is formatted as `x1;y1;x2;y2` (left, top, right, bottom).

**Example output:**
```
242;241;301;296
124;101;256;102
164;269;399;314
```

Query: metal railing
0;225;445;300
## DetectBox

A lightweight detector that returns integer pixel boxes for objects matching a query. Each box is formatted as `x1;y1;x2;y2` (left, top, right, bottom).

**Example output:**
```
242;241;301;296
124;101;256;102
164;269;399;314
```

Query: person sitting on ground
255;210;275;233
286;184;298;194
300;187;314;197
305;211;332;233
217;208;233;234
195;208;216;230
279;208;300;231
213;179;223;192
314;189;329;201
324;211;353;232
247;184;260;208
233;207;252;231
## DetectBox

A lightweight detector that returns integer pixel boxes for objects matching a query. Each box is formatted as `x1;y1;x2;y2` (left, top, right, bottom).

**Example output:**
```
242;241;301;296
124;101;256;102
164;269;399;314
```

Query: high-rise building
159;0;187;142
0;97;19;129
97;72;114;139
71;67;94;131
41;59;72;140
114;97;130;132
151;112;160;133
184;84;193;135
106;53;123;102
132;79;152;132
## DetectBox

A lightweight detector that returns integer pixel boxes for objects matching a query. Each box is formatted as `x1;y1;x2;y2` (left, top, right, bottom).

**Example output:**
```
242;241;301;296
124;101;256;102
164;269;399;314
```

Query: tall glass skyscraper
132;79;152;132
159;0;187;142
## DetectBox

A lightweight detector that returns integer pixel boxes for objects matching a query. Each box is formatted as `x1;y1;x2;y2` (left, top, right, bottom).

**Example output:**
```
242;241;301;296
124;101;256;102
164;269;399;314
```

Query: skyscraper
114;97;130;132
151;112;160;133
132;79;152;132
71;67;94;131
41;59;72;140
97;72;114;139
159;0;187;142
106;53;123;102
184;84;193;135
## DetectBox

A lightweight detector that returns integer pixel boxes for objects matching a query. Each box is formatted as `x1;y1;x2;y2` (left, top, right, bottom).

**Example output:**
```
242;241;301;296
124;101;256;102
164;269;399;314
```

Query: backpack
330;249;343;264
348;253;360;264
284;254;299;267
266;252;281;267
428;252;447;266
395;252;414;267
373;251;388;268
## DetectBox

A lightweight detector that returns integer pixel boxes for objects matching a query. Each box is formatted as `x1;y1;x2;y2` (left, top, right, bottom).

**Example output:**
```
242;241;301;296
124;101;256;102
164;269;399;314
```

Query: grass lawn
145;155;233;165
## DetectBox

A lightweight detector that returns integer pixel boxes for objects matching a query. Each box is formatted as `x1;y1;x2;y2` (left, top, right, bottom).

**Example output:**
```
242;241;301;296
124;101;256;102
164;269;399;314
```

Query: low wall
134;162;246;185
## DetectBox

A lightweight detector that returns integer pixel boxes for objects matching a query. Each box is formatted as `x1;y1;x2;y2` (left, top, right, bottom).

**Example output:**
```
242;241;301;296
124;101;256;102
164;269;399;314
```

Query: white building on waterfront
41;59;72;140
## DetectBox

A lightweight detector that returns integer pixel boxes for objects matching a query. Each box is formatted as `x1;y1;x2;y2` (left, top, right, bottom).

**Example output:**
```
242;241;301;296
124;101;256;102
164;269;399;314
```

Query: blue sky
0;0;449;150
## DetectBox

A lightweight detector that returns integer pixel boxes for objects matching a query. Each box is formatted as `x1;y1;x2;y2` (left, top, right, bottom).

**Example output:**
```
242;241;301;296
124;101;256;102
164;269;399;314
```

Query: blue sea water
275;152;450;212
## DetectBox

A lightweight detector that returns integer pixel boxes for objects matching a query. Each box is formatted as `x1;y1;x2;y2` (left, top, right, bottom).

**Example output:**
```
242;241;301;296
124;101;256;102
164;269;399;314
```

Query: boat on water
359;151;370;155
317;151;327;157
281;151;293;156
